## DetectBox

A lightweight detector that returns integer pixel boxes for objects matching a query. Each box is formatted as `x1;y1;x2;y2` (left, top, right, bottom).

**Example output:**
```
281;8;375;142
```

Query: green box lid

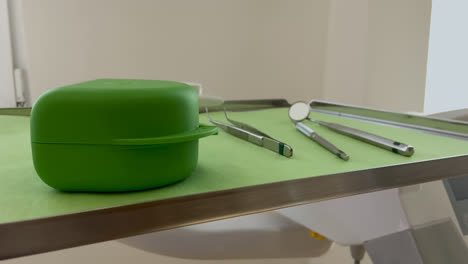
31;79;214;145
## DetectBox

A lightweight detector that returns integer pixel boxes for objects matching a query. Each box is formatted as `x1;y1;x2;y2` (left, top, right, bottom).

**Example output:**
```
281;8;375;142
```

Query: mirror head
288;102;310;122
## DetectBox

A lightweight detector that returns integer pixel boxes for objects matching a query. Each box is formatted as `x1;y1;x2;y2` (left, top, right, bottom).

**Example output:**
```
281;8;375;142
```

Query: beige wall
19;0;432;113
322;0;432;113
20;0;329;104
322;0;368;106
366;0;431;112
0;0;16;107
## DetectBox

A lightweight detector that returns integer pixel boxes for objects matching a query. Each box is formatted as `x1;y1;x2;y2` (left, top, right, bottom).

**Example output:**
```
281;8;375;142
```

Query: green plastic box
30;79;217;192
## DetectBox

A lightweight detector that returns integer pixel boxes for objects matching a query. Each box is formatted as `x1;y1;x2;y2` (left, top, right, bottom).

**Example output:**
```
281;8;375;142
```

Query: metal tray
1;99;468;260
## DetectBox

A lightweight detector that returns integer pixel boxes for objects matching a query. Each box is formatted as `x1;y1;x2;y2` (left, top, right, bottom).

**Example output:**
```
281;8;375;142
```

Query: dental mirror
288;102;311;122
288;101;415;157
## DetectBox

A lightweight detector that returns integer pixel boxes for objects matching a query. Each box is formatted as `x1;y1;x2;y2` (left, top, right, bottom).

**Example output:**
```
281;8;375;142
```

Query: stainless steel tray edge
1;154;468;260
309;100;468;140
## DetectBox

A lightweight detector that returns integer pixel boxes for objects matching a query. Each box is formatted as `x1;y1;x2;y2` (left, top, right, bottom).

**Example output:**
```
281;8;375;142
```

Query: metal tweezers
205;108;293;157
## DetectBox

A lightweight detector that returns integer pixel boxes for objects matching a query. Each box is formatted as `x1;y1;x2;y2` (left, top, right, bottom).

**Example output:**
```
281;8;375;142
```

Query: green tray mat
1;108;468;224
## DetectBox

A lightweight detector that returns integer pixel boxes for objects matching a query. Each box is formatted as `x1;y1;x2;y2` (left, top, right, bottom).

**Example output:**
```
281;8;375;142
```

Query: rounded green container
30;79;217;192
